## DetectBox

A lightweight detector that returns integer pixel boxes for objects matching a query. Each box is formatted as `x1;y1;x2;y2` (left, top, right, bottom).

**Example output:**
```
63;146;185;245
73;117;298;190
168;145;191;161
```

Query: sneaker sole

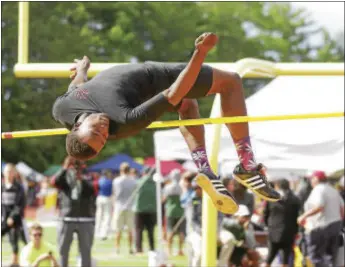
195;173;239;214
233;174;280;202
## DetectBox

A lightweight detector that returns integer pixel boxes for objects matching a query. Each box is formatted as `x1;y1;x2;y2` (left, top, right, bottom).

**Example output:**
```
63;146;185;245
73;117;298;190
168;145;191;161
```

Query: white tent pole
153;158;166;266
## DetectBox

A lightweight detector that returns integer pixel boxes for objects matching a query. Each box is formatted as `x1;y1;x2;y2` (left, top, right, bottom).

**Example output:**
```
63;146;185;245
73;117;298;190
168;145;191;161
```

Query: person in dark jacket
264;179;301;267
1;163;27;267
51;156;97;267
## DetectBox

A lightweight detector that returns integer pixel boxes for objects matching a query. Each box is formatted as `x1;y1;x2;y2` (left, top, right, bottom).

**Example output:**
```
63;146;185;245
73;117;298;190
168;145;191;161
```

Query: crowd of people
2;157;344;267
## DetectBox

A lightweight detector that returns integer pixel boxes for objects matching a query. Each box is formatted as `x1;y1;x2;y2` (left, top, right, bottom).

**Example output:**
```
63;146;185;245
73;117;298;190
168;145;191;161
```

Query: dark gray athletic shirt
52;62;212;139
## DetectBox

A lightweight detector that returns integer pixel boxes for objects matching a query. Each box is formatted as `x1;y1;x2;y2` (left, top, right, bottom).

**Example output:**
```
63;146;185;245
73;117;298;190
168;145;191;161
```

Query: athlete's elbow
162;88;183;106
125;108;148;124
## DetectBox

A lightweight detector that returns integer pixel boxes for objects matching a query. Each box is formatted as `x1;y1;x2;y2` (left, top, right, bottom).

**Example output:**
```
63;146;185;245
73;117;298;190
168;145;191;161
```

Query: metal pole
201;94;222;267
153;159;167;266
13;62;344;78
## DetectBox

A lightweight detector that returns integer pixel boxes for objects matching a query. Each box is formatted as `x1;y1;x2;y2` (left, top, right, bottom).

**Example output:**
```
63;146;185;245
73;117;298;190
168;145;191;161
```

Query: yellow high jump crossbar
1;112;344;139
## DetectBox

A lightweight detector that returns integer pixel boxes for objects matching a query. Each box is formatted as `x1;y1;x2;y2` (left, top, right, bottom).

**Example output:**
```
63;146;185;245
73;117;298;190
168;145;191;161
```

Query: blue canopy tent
87;153;143;173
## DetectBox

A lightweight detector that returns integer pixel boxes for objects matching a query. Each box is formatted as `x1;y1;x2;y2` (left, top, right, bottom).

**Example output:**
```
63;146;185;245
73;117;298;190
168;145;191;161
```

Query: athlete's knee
222;71;242;91
211;69;242;94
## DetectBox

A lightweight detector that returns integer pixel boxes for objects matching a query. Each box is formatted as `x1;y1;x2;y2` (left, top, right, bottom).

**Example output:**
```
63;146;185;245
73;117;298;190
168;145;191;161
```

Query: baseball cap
234;205;250;217
309;170;327;181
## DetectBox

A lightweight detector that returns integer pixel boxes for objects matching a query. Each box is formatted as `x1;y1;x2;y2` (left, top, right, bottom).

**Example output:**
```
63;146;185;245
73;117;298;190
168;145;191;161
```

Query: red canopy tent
144;157;185;176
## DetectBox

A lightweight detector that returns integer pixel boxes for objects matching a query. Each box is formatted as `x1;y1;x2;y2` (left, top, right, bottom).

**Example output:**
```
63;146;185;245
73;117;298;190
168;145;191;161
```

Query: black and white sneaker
195;170;239;214
233;163;281;202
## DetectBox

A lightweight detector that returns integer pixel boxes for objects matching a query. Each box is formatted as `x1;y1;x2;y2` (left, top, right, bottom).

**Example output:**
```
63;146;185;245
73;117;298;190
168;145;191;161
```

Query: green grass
2;226;188;267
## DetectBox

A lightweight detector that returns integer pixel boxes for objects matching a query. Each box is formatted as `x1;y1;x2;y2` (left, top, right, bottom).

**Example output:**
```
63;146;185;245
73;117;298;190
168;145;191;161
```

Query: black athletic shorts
167;216;186;236
145;61;214;99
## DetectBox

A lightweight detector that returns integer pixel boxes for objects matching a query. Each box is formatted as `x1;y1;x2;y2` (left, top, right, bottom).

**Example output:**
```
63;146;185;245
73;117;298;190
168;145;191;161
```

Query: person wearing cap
221;205;260;267
264;179;301;267
162;169;185;256
112;162;138;254
298;170;344;267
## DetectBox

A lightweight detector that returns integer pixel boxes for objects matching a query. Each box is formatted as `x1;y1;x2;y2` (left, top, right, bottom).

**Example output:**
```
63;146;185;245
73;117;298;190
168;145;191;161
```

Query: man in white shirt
112;162;138;254
298;170;344;267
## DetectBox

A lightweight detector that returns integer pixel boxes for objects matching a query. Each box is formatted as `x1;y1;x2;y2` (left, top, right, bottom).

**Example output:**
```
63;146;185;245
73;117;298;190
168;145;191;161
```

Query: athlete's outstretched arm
115;33;218;128
164;32;218;105
107;33;218;139
67;56;90;92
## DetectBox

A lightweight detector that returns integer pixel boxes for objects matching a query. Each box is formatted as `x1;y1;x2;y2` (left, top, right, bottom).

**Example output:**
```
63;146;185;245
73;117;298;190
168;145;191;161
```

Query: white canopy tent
154;76;344;176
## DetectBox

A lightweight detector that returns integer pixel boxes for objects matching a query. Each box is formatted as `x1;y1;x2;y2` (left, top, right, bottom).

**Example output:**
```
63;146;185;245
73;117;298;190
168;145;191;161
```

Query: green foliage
1;2;343;171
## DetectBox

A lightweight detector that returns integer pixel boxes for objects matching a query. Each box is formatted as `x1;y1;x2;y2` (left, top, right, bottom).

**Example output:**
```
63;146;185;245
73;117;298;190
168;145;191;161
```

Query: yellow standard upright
18;2;29;64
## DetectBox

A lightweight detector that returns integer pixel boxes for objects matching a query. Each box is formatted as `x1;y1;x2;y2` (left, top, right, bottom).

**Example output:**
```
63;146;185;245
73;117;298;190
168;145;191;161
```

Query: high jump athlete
53;32;280;214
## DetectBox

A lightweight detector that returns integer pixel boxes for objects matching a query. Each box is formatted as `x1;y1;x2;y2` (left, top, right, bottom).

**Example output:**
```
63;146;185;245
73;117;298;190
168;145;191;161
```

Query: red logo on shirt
75;88;89;100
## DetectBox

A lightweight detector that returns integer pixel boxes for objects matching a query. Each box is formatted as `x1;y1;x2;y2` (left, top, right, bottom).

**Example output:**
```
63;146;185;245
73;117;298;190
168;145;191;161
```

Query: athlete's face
76;113;110;153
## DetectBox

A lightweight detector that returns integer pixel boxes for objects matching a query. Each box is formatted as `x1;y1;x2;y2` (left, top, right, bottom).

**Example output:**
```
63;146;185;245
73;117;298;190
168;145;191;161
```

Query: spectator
51;156;97;267
295;176;312;211
20;222;59;267
112;162;137;254
130;168;139;179
221;205;259;267
133;167;157;254
336;176;345;267
223;177;258;259
95;169;113;240
179;171;197;235
162;169;185;256
1;163;27;267
188;182;232;267
187;182;204;267
223;178;255;215
298;170;344;267
14;168;30;247
264;179;301;267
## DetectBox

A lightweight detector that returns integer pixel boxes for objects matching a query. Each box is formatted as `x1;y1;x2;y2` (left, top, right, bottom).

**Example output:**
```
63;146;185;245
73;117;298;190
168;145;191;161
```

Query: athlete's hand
70;56;90;80
195;32;218;54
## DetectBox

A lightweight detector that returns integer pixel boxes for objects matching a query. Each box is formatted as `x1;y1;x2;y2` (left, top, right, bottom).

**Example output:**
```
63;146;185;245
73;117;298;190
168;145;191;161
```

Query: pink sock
191;146;212;172
235;136;257;171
